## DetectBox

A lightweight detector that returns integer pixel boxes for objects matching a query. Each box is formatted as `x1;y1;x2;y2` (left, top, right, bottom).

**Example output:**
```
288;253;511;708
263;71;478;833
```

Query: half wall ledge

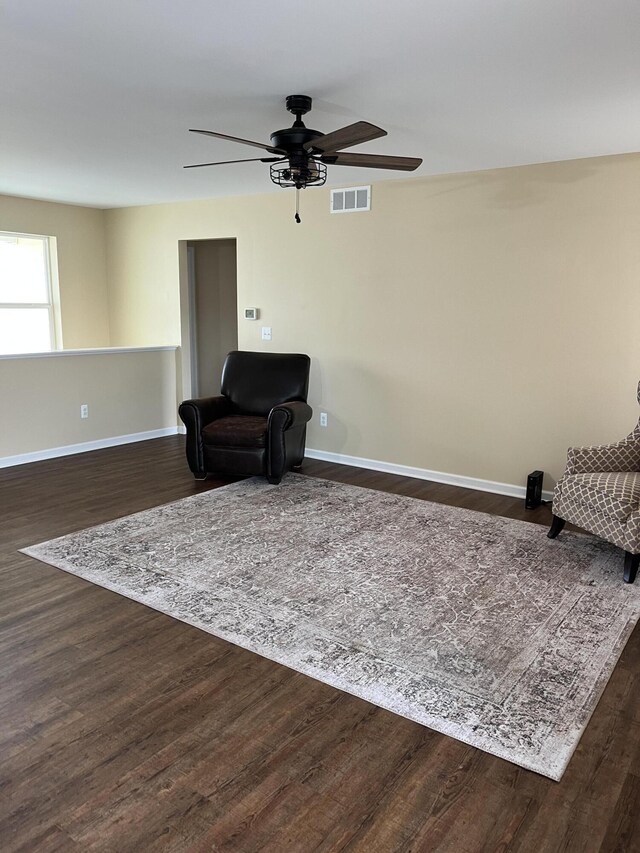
0;345;178;361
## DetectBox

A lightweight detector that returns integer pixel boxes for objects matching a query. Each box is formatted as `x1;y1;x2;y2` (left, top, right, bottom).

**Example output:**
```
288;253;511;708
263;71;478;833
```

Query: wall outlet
80;404;89;419
261;326;272;341
320;412;328;427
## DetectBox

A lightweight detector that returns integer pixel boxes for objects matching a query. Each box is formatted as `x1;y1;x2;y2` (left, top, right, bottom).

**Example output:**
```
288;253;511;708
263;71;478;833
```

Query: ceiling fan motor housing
271;94;324;160
269;126;323;153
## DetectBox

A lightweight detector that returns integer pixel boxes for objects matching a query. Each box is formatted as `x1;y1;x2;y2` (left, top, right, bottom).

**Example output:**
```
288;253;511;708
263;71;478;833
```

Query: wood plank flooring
1;436;639;852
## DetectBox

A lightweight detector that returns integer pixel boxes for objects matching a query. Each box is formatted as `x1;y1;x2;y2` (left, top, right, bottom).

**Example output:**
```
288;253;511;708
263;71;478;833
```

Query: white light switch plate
261;326;272;341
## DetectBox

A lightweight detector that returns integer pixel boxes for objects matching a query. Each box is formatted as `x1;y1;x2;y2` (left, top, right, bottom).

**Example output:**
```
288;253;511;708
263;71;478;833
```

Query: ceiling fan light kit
185;95;422;222
269;159;327;189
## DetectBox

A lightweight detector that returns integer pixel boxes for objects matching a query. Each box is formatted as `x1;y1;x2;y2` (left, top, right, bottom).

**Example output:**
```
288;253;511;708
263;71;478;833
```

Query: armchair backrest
221;350;310;416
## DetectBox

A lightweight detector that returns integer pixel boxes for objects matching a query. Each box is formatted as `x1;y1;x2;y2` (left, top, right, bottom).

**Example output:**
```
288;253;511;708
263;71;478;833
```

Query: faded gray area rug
21;474;640;780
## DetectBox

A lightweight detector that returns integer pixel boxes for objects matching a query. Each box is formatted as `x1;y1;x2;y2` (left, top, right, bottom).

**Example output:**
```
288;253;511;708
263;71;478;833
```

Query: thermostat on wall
244;307;259;320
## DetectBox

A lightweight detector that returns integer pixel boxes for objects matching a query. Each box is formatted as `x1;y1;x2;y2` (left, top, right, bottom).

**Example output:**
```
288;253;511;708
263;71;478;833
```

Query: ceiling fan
184;95;422;221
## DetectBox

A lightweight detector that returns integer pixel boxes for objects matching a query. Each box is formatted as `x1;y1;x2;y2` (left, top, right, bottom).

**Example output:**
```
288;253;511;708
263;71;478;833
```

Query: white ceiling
1;0;639;208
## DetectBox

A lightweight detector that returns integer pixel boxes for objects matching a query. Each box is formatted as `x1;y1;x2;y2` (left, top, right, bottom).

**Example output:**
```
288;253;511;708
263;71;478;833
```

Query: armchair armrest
179;395;231;429
268;400;313;432
178;395;232;476
565;437;640;475
266;401;313;483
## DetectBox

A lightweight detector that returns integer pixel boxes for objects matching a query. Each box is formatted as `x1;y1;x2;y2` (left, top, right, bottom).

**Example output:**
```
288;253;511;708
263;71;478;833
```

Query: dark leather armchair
178;350;312;484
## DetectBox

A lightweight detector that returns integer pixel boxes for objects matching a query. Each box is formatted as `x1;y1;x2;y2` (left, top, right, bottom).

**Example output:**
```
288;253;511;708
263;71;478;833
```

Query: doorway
185;238;238;398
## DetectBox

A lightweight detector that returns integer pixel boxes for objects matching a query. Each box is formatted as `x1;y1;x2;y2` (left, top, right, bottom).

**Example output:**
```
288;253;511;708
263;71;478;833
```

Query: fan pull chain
294;187;301;223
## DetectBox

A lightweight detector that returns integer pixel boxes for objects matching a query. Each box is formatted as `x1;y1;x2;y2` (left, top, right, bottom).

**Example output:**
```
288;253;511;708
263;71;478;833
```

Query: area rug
21;474;640;780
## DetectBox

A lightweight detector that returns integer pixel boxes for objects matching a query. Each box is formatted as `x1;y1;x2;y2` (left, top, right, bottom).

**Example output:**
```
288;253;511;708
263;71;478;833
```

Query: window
0;232;61;355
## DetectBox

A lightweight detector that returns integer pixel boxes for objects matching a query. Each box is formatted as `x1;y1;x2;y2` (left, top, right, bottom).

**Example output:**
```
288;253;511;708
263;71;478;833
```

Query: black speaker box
525;470;544;509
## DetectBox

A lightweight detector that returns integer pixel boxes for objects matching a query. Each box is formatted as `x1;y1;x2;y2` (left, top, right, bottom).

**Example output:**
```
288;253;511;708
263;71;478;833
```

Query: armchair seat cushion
202;415;268;448
561;471;640;522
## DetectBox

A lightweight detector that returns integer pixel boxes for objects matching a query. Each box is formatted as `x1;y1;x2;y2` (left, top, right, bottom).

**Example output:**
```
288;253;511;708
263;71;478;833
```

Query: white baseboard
0;427;182;469
1;432;553;503
305;448;554;502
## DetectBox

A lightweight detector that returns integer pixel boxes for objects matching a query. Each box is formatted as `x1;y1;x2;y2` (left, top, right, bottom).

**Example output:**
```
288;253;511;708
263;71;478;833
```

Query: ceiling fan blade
304;121;387;154
321;152;422;171
189;129;285;155
184;157;282;169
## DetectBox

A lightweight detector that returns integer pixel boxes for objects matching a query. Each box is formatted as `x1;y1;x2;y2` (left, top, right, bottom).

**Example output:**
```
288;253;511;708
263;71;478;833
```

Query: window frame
0;231;62;354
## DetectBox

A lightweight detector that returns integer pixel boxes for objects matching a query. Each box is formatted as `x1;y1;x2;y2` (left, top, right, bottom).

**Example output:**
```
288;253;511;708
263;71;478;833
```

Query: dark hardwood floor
1;436;639;852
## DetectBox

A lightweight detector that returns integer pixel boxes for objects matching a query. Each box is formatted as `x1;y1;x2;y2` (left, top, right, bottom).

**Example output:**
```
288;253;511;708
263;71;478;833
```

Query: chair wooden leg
623;552;640;584
547;514;566;539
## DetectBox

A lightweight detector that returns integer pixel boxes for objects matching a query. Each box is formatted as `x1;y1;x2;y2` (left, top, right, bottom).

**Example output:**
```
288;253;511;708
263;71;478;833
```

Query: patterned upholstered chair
547;381;640;583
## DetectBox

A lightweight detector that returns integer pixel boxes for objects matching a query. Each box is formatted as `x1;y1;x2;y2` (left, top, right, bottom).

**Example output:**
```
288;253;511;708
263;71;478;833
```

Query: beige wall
0;349;178;459
100;153;640;487
3;156;637;485
0;193;110;348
